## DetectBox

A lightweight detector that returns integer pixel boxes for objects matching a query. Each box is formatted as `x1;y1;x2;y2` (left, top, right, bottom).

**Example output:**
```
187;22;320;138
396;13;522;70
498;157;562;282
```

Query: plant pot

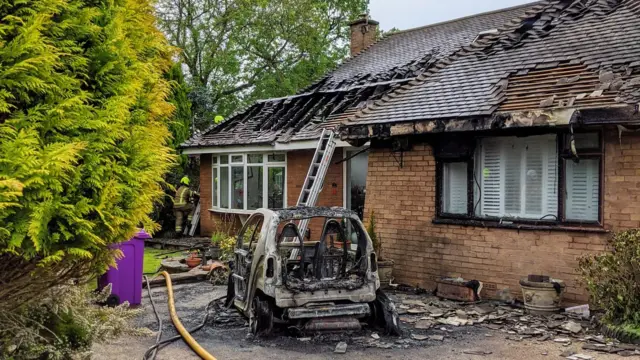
377;259;394;289
185;257;202;268
519;277;565;315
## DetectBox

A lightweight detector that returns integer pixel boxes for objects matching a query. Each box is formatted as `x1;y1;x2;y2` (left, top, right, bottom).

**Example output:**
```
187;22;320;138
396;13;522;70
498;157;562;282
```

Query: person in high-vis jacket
174;176;199;233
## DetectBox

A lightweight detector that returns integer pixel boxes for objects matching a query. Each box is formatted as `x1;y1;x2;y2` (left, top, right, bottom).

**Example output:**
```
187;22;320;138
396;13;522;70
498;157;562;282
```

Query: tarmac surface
92;282;630;360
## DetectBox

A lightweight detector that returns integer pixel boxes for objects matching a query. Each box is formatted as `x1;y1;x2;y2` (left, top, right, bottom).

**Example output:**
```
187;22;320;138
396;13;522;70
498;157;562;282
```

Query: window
346;149;369;219
212;153;286;211
442;162;468;214
565;159;599;221
237;214;264;250
437;132;602;224
477;135;558;219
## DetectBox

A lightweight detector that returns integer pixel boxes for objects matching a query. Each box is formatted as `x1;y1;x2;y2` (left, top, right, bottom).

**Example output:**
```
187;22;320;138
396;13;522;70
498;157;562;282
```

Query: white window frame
211;153;287;214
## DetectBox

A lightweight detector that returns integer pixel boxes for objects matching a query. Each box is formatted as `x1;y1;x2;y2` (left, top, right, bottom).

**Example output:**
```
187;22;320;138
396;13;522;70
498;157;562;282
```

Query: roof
340;0;640;132
182;2;540;149
260;206;359;221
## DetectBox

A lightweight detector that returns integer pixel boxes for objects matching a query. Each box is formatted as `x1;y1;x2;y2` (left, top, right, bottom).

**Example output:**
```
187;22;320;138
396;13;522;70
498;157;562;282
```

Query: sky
368;0;535;31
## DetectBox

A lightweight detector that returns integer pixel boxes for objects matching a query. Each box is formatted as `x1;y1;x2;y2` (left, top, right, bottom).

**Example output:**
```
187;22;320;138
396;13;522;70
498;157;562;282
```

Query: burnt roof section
341;0;640;130
273;206;359;221
182;2;540;148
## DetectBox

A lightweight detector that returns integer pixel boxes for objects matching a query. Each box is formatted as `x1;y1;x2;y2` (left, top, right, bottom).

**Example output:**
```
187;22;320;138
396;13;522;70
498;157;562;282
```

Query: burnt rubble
391;291;640;356
205;288;640;357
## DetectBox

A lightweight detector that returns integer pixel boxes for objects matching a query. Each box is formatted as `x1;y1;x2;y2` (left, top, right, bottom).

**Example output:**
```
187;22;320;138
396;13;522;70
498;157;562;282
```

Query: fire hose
143;271;221;360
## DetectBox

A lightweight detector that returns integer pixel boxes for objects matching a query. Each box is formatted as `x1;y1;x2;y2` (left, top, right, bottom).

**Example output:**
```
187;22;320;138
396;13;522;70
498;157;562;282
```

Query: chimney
349;13;379;57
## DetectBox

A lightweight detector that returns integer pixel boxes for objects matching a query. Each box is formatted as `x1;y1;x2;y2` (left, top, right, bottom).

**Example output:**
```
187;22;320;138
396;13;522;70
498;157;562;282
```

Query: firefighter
174;176;199;233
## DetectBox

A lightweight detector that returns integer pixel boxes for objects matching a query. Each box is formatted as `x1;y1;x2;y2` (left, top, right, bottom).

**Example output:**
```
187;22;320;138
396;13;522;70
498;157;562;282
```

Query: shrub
210;214;238;261
212;232;237;261
578;229;640;325
0;0;175;309
367;211;383;259
0;284;148;359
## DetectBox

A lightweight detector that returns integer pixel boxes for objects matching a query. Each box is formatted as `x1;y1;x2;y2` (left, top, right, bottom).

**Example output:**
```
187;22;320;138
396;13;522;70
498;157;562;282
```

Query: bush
0;0;175;308
578;229;640;325
212;232;237;261
210;214;238;261
367;211;383;259
0;284;148;359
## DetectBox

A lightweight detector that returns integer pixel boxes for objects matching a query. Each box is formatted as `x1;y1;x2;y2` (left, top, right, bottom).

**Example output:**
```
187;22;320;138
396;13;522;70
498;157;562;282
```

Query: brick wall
349;20;378;57
364;128;640;303
199;154;235;236
199;149;344;238
286;149;344;239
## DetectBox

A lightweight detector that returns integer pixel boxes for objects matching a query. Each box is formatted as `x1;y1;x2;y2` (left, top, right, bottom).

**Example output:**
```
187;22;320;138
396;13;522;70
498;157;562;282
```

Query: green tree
165;63;193;162
156;0;368;128
0;0;175;308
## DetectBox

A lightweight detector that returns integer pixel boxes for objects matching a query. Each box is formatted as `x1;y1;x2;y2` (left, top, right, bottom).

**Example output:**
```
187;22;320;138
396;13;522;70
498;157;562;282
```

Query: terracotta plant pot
377;259;394;289
185;257;202;268
519;276;566;315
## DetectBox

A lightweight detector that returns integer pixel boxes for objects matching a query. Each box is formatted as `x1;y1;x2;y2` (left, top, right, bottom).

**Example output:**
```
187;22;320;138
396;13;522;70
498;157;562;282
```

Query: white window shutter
503;138;522;216
478;135;558;219
565;159;599;221
443;162;468;214
480;139;502;217
545;137;559;217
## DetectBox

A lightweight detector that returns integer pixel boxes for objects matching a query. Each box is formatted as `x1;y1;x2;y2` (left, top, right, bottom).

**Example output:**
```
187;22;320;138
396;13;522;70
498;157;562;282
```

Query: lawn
622;323;640;337
143;247;171;274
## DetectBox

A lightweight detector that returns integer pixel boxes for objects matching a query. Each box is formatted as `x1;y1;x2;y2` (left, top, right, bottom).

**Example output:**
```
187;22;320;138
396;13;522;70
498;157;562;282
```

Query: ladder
183;186;201;237
295;129;337;238
186;201;201;236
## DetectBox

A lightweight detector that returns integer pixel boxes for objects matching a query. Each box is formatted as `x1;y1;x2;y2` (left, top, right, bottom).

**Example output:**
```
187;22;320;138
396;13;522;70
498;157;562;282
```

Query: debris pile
392;291;640;356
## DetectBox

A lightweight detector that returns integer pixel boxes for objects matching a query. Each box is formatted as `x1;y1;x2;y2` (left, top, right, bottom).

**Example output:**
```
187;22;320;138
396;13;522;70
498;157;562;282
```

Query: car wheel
370;290;402;336
249;295;273;336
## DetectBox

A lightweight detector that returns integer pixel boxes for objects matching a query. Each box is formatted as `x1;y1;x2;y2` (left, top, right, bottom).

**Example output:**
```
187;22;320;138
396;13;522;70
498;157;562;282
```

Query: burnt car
226;206;401;336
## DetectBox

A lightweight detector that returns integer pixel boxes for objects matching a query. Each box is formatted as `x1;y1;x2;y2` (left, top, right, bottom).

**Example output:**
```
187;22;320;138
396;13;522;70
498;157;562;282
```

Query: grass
143;247;171;274
622;323;640;337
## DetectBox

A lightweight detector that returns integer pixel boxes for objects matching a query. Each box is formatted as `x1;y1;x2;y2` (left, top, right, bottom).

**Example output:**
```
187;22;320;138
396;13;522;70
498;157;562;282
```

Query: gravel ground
92;282;629;360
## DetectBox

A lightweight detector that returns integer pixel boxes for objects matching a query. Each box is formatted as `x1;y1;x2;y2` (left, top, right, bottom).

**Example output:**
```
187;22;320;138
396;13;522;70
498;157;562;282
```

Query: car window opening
277;216;369;291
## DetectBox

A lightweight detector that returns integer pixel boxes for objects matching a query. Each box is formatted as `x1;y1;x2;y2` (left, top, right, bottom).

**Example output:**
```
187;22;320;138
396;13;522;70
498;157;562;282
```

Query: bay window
438;132;603;225
212;153;286;211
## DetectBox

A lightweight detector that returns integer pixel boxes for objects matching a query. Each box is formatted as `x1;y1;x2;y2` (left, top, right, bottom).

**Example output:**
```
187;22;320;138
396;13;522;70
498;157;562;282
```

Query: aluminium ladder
287;129;336;260
296;129;337;237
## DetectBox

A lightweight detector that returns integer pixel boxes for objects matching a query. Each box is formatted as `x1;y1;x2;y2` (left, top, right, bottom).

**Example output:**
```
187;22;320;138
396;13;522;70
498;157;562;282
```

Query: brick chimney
349;14;379;57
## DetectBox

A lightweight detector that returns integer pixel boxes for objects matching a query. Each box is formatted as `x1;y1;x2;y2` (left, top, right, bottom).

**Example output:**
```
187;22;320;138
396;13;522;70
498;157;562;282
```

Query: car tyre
249;295;273;336
369;290;402;336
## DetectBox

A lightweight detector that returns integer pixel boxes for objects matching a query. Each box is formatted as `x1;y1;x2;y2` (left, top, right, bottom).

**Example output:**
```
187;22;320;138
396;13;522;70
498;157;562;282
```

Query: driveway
92;282;634;360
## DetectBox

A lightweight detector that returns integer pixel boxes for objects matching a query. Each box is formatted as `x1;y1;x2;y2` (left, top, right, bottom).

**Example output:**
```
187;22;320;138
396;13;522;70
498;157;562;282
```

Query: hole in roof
473;28;499;43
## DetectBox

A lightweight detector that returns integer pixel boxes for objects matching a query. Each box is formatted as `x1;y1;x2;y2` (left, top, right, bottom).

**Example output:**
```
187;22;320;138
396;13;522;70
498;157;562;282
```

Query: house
181;2;537;236
339;0;640;302
183;0;640;302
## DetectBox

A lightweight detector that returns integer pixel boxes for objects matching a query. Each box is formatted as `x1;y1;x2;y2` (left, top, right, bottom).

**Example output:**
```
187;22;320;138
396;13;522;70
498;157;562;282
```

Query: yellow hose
159;271;217;360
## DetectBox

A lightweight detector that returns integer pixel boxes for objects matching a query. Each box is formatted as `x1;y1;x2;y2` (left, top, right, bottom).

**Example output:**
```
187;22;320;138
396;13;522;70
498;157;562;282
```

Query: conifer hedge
0;0;175;307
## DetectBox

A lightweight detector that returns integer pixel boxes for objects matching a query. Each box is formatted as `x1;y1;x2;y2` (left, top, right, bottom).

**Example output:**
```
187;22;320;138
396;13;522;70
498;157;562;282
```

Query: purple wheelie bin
98;229;150;306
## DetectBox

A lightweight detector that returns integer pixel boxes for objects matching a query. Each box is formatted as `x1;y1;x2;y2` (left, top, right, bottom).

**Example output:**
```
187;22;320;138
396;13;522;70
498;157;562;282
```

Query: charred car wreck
226;206;401;336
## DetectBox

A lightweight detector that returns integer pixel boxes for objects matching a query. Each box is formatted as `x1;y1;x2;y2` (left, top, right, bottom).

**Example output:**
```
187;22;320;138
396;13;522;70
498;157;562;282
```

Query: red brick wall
363;129;640;303
199;154;233;236
350;21;378;57
286;149;344;239
198;149;344;238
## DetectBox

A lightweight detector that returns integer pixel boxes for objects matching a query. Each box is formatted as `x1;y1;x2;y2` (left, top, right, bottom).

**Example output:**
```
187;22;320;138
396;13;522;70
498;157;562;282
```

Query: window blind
478;135;558;219
565;159;599;221
443;162;468;214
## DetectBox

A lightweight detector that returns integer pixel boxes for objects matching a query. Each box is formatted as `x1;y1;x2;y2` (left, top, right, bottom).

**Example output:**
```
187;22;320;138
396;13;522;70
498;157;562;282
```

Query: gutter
181;139;354;155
